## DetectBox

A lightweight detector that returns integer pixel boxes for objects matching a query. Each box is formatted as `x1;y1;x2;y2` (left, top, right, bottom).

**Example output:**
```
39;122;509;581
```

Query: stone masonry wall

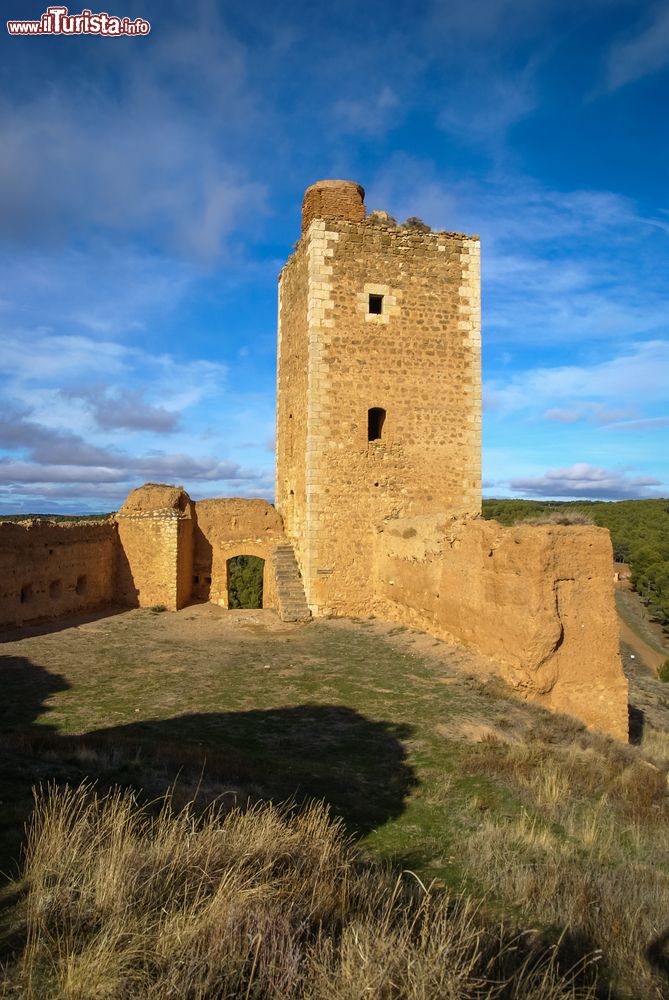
115;485;194;611
374;515;629;740
275;236;310;581
0;520;116;629
193;498;286;608
301;179;366;233
277;182;481;616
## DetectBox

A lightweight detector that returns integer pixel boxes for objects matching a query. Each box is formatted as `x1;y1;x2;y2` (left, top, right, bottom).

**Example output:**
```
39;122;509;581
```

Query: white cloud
0;4;268;262
485;340;669;417
601;415;669;432
543;408;584;424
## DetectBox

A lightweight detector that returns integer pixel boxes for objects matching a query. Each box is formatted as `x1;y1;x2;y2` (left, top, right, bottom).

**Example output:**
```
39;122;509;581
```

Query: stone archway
217;543;277;610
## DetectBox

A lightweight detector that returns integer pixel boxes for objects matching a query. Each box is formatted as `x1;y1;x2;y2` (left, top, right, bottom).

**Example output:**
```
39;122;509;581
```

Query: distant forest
483;498;669;627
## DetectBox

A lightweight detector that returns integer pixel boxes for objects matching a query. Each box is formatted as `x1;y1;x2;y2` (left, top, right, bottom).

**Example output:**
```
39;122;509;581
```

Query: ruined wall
115;484;194;611
277;180;481;616
374;515;629;740
0;520;116;629
193;498;286;608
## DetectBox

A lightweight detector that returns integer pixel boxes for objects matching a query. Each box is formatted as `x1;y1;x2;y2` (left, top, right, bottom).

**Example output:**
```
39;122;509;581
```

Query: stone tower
276;179;481;616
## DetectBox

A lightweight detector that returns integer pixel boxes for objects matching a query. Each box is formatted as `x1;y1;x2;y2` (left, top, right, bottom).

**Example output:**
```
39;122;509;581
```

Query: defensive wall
0;485;629;740
0;519;116;628
0;486;298;627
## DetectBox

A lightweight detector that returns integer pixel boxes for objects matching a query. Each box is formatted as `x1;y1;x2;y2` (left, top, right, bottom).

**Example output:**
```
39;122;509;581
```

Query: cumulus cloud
0;410;123;467
0;402;271;504
509;463;662;500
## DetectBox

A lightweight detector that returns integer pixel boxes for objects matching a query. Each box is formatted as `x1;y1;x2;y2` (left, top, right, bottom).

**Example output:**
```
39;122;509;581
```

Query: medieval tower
276;180;482;616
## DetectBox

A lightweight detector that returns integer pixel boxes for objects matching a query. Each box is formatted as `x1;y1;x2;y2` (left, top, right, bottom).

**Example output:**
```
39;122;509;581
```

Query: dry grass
520;512;594;526
462;735;669;998
641;726;669;769
2;784;599;1000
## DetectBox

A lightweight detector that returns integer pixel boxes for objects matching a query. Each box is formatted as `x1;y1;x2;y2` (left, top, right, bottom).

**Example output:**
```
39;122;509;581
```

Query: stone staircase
272;543;311;622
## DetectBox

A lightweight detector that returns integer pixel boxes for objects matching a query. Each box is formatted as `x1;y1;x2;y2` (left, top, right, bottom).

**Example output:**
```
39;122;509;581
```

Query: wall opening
20;584;33;604
368;293;383;315
368;407;386;442
49;579;62;599
75;575;87;596
227;555;264;609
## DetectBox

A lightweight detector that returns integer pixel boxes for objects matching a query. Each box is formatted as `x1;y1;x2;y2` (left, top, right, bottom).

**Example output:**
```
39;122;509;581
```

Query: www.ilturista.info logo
7;6;150;35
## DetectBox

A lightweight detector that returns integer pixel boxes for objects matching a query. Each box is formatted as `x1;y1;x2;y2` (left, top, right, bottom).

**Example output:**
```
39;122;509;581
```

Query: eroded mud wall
0;520;116;629
374;516;629;740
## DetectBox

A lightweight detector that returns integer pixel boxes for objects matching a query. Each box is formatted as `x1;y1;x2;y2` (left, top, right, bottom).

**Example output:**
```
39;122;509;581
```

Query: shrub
521;511;594;527
402;216;431;233
658;658;669;682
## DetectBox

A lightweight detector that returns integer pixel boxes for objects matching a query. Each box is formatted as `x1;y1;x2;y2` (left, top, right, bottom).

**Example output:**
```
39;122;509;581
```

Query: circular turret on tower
301;179;365;232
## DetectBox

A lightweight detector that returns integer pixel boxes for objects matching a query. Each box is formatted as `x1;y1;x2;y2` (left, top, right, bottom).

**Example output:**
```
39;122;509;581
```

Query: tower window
368;293;383;315
368;407;386;442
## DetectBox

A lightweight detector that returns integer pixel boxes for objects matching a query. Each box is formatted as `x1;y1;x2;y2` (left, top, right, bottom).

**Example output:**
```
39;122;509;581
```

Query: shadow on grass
88;704;416;835
0;653;416;883
0;604;131;645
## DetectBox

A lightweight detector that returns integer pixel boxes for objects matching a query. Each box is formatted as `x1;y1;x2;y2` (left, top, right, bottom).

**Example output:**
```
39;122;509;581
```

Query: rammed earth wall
373;515;629;741
0;520;116;629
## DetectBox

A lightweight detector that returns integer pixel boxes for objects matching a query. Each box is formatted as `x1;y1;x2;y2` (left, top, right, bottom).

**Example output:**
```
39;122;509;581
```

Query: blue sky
0;0;667;513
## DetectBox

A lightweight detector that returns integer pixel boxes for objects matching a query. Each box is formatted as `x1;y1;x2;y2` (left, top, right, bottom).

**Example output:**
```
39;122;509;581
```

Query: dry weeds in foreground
2;785;598;1000
462;736;669;999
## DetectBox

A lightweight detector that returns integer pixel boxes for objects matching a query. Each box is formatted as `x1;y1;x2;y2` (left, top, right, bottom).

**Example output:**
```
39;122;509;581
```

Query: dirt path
615;586;669;675
619;617;667;673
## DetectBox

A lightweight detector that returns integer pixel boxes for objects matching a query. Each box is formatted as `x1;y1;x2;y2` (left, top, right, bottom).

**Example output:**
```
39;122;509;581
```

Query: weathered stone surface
374;515;628;740
0;520;116;629
115;484;194;611
192;498;286;608
117;483;190;514
301;179;366;232
277;190;481;619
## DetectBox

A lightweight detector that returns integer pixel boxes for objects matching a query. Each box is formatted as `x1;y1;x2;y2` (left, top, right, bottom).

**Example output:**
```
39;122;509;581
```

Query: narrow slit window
368;407;386;442
368;293;383;315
